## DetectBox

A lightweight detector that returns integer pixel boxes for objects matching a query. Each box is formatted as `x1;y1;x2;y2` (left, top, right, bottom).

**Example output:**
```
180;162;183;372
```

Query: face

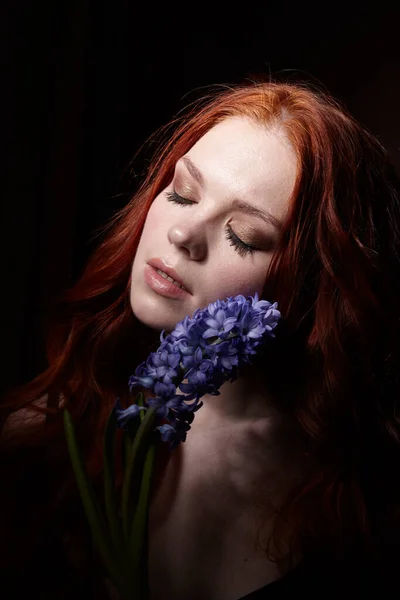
130;116;297;332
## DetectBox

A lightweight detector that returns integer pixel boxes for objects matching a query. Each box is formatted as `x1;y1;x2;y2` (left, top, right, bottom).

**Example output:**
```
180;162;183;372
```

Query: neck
199;364;280;422
186;367;311;510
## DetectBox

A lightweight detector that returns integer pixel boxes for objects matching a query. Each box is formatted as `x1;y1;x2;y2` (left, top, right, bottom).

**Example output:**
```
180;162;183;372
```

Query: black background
2;1;400;392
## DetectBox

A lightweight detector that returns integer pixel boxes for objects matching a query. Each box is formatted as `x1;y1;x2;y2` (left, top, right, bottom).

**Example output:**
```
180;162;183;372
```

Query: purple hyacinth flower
146;381;187;419
146;349;181;384
122;293;282;448
128;362;155;391
155;423;176;444
203;309;237;340
114;398;147;430
156;410;196;448
147;394;185;419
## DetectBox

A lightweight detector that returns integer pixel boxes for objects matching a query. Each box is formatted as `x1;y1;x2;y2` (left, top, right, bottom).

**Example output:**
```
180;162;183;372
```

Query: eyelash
165;190;256;257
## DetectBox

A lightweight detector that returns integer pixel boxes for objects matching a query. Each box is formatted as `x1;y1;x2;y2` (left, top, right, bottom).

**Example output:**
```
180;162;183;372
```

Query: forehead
183;117;297;219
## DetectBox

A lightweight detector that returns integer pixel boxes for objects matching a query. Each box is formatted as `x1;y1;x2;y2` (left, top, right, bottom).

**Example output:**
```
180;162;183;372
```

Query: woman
1;80;400;599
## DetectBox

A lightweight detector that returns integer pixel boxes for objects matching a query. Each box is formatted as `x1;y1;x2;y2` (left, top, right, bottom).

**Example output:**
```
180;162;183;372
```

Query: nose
167;220;207;261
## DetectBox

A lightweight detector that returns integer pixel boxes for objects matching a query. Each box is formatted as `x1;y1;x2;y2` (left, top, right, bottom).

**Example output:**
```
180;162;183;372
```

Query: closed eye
224;225;256;256
165;190;195;206
166;189;259;257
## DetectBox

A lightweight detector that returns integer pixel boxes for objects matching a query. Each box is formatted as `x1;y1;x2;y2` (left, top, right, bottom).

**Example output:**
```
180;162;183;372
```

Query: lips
147;258;190;293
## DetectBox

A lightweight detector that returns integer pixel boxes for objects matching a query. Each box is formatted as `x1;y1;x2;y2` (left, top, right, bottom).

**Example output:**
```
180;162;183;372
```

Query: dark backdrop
2;1;400;394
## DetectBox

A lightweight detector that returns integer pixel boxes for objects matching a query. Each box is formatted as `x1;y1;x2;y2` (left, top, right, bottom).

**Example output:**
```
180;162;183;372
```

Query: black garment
238;553;393;599
0;552;395;599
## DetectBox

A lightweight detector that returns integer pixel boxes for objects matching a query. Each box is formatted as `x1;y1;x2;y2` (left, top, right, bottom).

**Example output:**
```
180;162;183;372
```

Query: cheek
206;257;268;299
137;198;166;247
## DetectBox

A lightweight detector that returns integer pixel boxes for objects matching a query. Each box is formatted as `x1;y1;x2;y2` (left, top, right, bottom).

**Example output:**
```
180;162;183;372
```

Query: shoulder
1;392;67;446
2;395;49;441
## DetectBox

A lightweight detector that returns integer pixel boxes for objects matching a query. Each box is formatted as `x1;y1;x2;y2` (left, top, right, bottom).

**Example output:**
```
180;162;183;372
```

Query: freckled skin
130;117;297;332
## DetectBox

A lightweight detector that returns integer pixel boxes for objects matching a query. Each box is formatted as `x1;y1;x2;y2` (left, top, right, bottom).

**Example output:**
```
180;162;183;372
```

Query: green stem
129;436;157;599
103;408;124;556
137;392;146;423
121;406;157;539
63;409;124;593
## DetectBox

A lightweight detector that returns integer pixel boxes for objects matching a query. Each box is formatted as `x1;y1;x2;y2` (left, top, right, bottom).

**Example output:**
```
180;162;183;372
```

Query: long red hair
2;81;400;577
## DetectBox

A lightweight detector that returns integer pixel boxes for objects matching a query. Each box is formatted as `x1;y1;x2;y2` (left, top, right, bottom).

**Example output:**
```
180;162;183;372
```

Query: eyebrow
179;155;283;231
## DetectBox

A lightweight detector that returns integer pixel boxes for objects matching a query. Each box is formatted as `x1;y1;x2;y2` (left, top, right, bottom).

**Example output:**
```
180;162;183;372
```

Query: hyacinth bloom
117;293;281;449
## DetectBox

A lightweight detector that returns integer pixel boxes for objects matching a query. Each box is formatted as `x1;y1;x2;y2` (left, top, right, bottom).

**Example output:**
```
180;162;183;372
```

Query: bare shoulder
2;394;49;440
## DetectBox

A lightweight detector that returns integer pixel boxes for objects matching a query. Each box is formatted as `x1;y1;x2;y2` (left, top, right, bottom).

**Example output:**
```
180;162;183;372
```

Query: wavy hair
1;81;400;578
